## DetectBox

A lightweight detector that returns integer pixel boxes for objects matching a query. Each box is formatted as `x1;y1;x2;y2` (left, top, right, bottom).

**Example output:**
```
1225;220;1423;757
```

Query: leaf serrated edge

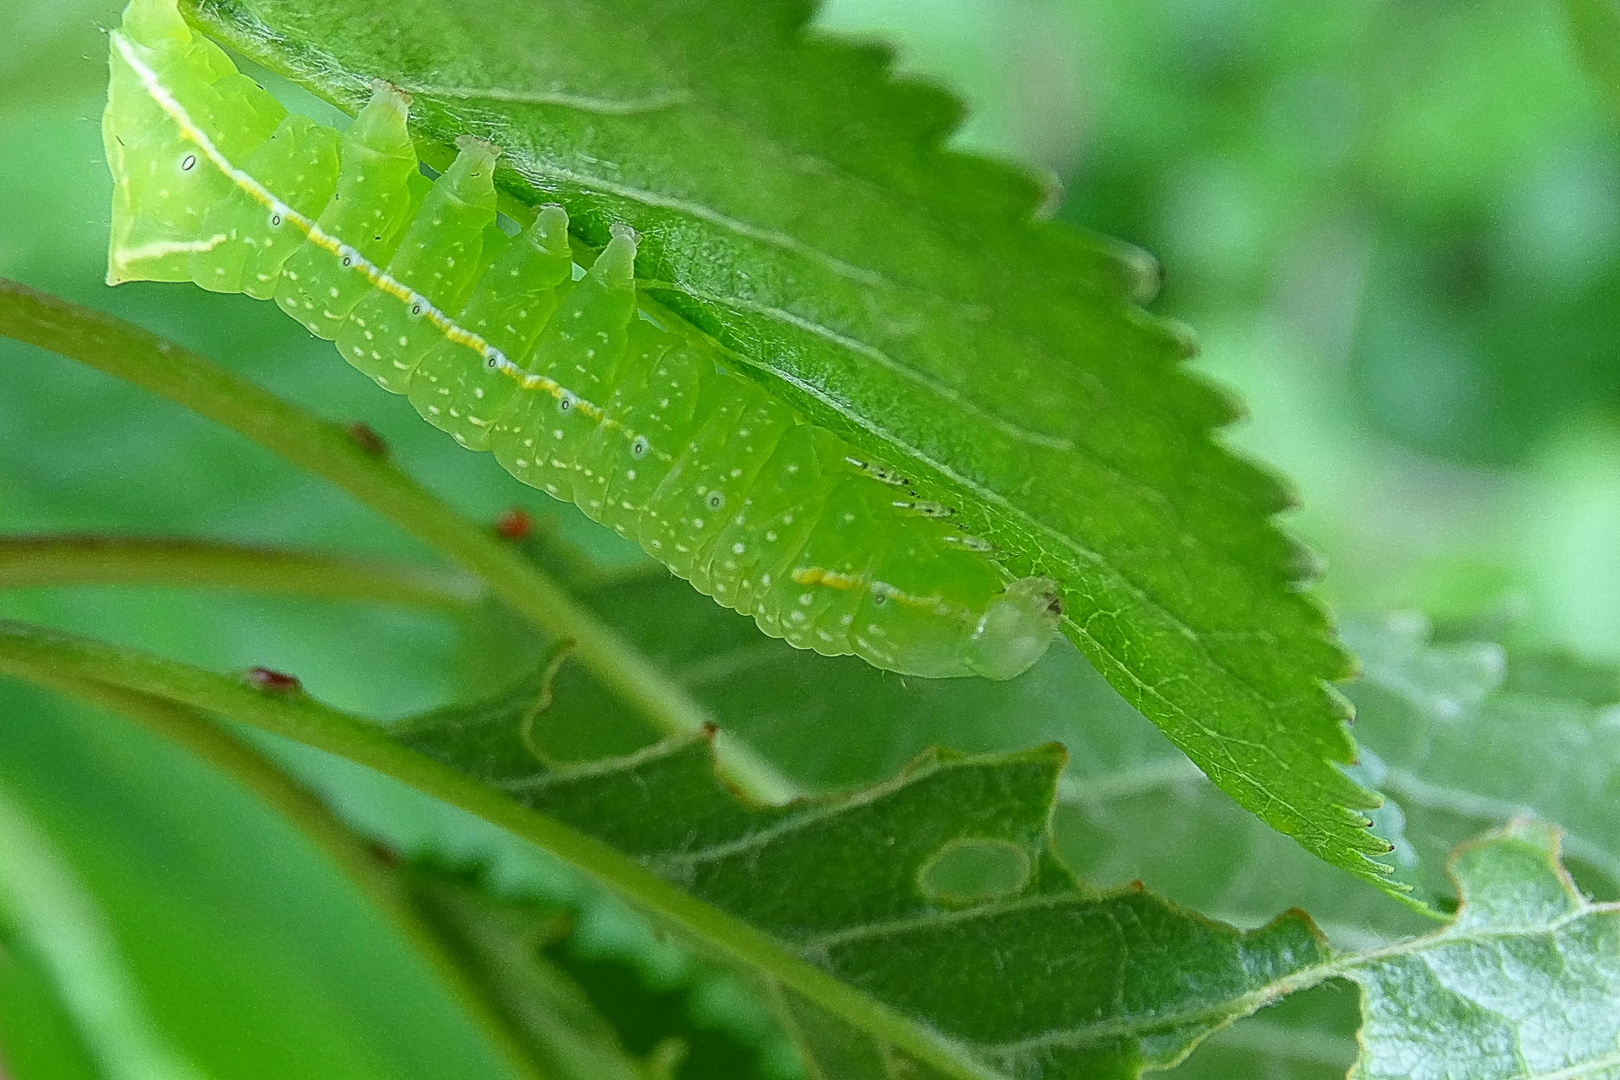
174;0;1393;890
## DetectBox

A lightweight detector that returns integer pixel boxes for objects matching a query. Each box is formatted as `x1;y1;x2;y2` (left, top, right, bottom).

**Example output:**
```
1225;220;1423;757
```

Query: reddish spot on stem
495;507;533;540
344;421;388;457
243;667;302;693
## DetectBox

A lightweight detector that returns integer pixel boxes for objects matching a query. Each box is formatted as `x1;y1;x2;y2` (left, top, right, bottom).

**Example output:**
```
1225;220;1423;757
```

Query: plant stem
0;535;481;611
0;619;993;1080
0;278;794;802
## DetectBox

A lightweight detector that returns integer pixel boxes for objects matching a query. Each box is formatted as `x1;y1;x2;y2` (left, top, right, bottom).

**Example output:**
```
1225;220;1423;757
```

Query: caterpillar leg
490;226;639;500
643;391;797;590
759;479;887;657
589;328;713;536
274;84;422;339
336;137;501;392
190;114;340;295
711;424;845;620
408;206;572;448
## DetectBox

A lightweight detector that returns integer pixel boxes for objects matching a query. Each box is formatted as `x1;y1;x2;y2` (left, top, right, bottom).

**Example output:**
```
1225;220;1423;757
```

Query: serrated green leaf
1342;616;1620;901
176;0;1387;883
527;580;1620;1069
1061;613;1620;943
1346;818;1620;1078
406;651;1620;1078
13;611;1620;1079
393;667;1335;1078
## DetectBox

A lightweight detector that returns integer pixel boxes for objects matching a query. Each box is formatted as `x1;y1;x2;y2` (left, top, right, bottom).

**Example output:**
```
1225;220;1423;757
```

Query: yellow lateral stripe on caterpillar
791;567;962;617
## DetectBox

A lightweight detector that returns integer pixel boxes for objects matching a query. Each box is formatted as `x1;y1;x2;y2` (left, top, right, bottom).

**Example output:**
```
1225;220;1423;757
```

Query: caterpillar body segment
103;0;285;285
275;86;425;341
103;0;1061;680
338;136;503;391
408;205;573;449
192;113;340;298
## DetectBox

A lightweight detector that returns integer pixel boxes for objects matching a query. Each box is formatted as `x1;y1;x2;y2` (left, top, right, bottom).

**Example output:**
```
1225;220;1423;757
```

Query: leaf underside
1347;819;1620;1079
178;0;1392;884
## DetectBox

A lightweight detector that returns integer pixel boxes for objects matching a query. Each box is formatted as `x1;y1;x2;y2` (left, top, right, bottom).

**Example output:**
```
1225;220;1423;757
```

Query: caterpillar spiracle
102;0;1062;680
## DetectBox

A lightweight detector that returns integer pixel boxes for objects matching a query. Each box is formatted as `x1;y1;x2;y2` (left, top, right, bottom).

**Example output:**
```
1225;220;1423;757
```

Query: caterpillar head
964;577;1062;680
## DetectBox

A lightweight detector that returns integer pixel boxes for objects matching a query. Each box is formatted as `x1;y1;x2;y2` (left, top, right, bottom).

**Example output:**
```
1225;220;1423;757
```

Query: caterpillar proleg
102;0;1061;679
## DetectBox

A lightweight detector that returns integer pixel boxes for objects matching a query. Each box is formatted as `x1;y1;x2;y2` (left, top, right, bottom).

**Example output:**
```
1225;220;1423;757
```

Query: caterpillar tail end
963;577;1062;681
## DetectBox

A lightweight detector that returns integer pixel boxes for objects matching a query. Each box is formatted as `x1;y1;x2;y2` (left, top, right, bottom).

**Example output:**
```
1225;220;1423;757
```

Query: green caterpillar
102;0;1061;680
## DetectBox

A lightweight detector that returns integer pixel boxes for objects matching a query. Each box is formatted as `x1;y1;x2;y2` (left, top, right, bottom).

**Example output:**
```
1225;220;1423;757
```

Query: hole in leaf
917;838;1030;905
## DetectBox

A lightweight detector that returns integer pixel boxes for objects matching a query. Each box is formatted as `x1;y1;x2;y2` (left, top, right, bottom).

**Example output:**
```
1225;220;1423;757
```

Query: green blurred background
1;0;1616;1077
